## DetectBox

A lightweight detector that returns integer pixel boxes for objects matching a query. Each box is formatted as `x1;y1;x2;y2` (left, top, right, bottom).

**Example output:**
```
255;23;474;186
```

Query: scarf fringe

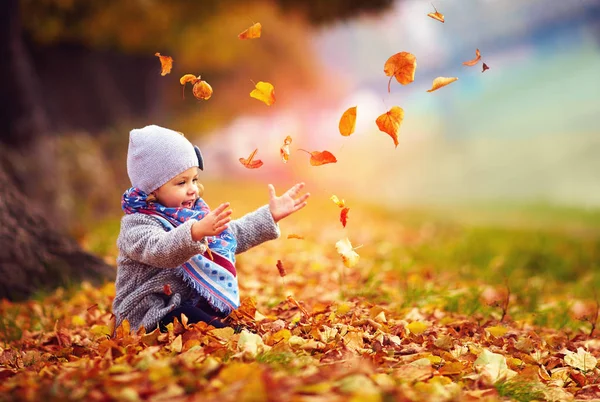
176;268;237;315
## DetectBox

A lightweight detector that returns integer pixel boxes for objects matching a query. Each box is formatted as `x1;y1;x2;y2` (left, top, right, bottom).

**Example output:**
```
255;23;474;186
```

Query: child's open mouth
182;200;194;208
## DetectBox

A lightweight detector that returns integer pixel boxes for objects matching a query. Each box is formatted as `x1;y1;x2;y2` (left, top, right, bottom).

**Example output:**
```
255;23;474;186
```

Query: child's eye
193;178;198;183
177;181;185;185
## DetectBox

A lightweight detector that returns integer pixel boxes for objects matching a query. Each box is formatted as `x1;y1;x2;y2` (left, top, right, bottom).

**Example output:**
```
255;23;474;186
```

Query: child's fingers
295;193;310;205
268;184;276;199
213;202;231;214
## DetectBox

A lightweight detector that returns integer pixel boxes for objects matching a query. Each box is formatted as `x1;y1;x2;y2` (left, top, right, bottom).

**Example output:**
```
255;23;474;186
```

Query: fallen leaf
376;106;404;147
463;49;481;66
426;77;458;93
384;52;417;93
335;238;360;268
564;347;597;371
155;52;173;76
340;207;350;228
473;349;517;384
287;234;304;240
339;106;357;136
427;5;444;23
239;148;264;169
330;195;345;208
163;284;172;296
276;260;286;277
482;62;490;73
486;326;508;337
250;81;275;106
280;136;292;163
238;22;262;39
298;149;337;166
406;321;429;335
287;295;311;318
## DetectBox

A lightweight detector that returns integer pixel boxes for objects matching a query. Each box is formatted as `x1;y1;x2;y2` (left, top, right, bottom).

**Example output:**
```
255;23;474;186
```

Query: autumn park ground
1;180;600;401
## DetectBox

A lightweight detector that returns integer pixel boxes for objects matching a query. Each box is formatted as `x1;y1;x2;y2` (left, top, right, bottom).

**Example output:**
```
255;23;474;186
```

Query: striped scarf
122;187;239;315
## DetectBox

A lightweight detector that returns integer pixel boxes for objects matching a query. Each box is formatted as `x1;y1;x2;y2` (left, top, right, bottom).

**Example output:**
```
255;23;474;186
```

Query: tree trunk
0;0;114;301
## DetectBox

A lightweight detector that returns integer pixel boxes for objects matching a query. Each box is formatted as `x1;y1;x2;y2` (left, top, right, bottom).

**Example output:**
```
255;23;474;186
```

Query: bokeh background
5;0;600;237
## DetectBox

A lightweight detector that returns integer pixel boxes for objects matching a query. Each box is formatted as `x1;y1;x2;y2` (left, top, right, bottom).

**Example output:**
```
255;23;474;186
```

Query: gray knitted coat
112;205;280;331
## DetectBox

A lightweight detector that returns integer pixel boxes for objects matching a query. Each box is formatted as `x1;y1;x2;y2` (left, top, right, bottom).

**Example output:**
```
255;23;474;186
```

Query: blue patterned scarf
122;187;239;315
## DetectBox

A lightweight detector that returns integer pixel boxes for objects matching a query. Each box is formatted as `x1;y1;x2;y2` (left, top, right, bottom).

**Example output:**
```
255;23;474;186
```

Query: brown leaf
280;136;292;163
339;106;357;136
163;284;172;296
340;207;350;228
298;149;337;166
384;52;417;93
426;77;458;93
155;52;173;76
427;5;445;23
376;106;404;147
276;260;286;277
238;22;262;39
239;148;264;169
482;62;490;73
463;49;482;66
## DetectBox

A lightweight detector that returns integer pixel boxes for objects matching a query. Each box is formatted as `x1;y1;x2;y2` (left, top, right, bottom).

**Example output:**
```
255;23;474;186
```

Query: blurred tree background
0;0;394;300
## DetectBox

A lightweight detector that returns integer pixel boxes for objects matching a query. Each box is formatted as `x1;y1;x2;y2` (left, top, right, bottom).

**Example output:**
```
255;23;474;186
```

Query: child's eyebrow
174;173;199;181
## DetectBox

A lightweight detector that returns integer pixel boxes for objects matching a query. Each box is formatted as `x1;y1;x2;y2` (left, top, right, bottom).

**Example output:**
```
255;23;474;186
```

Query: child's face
153;167;200;208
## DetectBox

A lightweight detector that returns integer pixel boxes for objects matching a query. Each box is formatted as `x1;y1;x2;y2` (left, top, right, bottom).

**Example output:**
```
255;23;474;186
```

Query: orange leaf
330;195;345;208
339;106;357;136
180;74;200;85
238;22;262;39
163;284;172;296
280;136;292;163
463;49;481;66
287;295;311;318
298;149;337;166
482;62;490;73
276;260;286;277
155;52;173;76
250;81;275;106
239;148;264;169
376;106;404;148
384;52;417;93
340;207;350;228
426;77;458;93
193;80;213;100
427;5;445;23
287;234;304;240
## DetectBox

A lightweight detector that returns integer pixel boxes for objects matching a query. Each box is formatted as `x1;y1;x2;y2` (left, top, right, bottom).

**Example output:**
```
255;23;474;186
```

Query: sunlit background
196;0;600;209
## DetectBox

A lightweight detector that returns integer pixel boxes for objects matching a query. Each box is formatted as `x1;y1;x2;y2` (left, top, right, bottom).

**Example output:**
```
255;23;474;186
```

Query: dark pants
159;304;227;332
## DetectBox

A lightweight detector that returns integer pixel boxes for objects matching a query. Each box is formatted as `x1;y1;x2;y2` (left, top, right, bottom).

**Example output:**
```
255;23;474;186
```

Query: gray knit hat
127;125;204;193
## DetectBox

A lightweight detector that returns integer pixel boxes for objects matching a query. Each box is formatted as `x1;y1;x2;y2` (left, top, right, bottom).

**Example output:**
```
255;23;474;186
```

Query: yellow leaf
210;327;235;341
473;349;517;384
238;22;262;40
486;326;508;337
406;321;429;335
564;347;598;371
339;106;357;136
90;324;112;337
376;106;404;148
71;315;86;326
335;238;360;268
336;302;352;316
167;334;182;353
250;81;275;106
330;194;345;208
426;77;458;93
384;52;417;92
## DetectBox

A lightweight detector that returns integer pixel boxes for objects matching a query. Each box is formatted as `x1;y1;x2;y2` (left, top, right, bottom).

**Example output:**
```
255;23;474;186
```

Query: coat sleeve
117;214;207;268
228;205;280;254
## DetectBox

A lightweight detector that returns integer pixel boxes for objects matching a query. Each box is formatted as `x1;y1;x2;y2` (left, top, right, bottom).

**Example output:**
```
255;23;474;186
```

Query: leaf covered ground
1;192;600;402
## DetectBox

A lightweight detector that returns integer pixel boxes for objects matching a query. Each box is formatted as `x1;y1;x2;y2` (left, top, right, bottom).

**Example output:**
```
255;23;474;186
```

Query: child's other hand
191;202;232;241
268;183;310;223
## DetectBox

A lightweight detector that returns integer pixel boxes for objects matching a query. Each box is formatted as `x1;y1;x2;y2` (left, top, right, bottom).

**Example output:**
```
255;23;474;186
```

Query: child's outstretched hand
191;202;232;241
268;183;310;223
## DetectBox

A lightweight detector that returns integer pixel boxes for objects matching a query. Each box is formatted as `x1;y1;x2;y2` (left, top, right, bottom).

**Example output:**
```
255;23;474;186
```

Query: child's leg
159;305;227;332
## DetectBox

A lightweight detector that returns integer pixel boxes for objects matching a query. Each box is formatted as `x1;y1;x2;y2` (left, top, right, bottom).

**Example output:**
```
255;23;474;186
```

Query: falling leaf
482;62;490;73
287;234;304;240
250;81;275;106
298;149;337;166
155;52;173;76
280;136;292;163
330;195;345;208
427;5;444;23
276;260;286;277
463;49;482;66
376;106;404;148
340;207;350;228
180;74;199;86
384;52;417;93
564;347;598;371
239;148;264;169
339;106;357;136
426;77;458;93
238;22;262;39
335;238;360;268
163;284;172;296
192;80;213;100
